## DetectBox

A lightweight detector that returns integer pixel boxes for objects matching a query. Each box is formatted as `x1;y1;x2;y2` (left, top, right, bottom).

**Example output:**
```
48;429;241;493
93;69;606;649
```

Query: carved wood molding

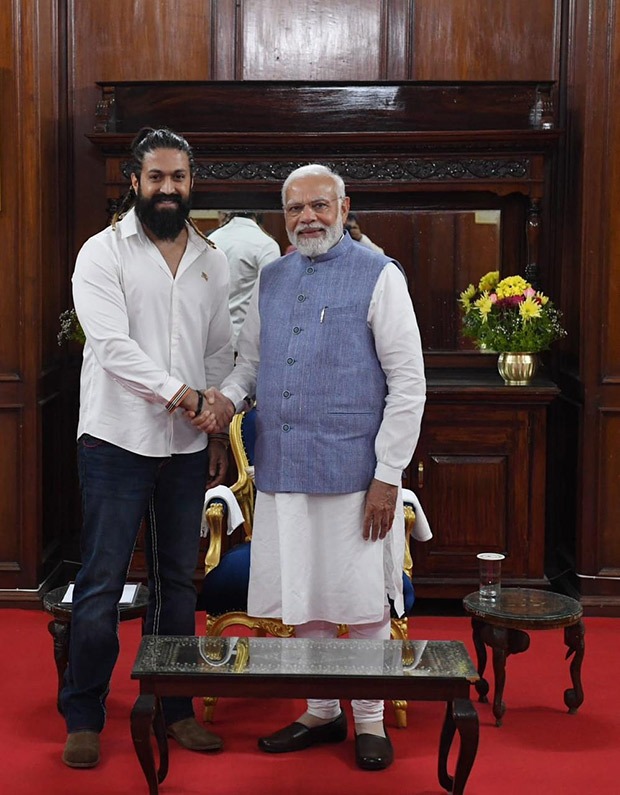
118;157;530;183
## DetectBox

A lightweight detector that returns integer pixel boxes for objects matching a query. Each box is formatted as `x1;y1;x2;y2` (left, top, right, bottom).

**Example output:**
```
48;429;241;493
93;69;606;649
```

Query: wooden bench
130;636;480;795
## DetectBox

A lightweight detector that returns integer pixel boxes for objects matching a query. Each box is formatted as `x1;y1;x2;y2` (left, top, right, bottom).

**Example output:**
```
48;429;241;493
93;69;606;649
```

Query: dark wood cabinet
407;373;558;597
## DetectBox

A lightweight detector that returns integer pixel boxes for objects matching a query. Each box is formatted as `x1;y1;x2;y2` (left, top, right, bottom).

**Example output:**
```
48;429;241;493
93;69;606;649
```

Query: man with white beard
200;163;426;770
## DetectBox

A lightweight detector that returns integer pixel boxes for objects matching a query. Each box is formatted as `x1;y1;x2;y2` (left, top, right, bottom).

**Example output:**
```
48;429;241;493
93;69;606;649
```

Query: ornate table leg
480;624;530;726
131;694;169;795
563;620;585;713
47;619;70;713
470;618;489;703
438;699;479;795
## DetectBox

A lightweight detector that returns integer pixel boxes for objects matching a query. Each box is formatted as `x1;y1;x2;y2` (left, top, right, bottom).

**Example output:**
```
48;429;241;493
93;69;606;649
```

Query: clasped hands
182;387;235;434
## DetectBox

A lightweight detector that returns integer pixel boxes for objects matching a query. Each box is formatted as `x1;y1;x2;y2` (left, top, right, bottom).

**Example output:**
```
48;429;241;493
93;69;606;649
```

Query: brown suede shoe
62;731;100;768
166;718;223;752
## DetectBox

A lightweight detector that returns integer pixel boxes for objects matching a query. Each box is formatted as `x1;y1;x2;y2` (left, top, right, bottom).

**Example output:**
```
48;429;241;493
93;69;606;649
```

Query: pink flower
524;287;536;298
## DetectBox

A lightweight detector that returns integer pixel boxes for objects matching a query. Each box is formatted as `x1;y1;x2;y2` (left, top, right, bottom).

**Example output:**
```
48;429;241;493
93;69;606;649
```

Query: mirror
191;208;502;353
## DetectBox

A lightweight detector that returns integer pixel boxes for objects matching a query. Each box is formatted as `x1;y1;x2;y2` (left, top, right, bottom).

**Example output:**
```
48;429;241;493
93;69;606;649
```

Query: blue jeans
60;435;208;733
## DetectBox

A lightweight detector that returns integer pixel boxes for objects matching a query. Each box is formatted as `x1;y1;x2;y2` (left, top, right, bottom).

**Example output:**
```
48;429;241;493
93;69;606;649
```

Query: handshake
182;387;236;434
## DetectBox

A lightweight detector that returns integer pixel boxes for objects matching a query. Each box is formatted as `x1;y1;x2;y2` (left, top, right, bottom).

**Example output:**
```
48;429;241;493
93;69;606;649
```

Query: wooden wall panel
413;0;560;81
0;410;21;570
598;409;620;574
69;0;215;255
0;6;20;376
603;3;620;379
238;0;387;79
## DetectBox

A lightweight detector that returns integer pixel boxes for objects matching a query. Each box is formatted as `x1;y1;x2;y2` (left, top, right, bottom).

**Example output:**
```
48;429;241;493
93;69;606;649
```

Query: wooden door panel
409;404;532;582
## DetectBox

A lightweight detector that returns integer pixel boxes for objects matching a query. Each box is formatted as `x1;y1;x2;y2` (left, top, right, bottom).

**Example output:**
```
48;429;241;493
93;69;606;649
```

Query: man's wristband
195;389;204;415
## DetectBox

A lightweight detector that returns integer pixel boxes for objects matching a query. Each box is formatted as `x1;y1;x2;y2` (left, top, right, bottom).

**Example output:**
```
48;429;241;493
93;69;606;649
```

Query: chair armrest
403;503;416;581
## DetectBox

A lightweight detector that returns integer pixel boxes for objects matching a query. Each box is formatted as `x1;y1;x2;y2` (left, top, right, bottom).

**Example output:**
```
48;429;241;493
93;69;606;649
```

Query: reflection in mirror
190;208;502;353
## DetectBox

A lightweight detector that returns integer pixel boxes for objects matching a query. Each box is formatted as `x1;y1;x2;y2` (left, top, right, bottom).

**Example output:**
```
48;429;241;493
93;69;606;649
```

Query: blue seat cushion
200;542;251;615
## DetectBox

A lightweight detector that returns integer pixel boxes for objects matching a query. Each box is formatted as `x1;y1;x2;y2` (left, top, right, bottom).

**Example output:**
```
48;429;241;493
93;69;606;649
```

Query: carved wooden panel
413;0;560;81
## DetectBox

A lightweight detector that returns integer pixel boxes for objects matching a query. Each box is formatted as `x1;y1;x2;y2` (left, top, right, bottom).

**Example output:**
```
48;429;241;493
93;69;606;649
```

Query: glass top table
462;588;585;726
130;636;479;795
132;635;478;681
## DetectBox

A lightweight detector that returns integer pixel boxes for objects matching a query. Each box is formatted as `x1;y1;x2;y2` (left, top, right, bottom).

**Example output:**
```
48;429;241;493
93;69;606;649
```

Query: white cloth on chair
201;485;245;537
401;489;433;542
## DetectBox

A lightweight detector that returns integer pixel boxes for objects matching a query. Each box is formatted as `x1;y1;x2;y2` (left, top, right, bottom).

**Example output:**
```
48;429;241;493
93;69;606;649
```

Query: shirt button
297;294;305;302
282;424;291;432
286;357;295;365
282;390;291;398
306;266;315;274
293;326;301;334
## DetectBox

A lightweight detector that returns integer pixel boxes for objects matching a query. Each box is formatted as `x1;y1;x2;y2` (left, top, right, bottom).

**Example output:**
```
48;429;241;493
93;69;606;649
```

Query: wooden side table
462;588;585;726
42;583;149;712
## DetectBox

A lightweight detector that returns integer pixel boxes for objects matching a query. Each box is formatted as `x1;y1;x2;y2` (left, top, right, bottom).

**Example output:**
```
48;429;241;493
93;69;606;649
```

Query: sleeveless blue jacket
254;233;399;494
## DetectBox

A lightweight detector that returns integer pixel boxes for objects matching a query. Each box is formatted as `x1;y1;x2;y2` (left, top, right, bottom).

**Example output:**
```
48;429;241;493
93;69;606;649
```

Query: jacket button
293;326;301;334
297;294;305;302
282;424;291;432
306;266;315;274
287;357;295;365
283;390;291;398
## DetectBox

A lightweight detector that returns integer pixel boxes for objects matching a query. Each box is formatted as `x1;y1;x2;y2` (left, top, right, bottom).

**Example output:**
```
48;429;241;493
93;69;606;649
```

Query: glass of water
477;553;505;601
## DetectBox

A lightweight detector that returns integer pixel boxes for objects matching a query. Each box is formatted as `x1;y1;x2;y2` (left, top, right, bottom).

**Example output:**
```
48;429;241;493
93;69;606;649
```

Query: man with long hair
60;128;234;769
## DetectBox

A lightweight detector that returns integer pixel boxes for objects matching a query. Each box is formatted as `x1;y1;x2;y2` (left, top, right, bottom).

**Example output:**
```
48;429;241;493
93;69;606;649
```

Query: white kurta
221;259;426;626
248;490;406;625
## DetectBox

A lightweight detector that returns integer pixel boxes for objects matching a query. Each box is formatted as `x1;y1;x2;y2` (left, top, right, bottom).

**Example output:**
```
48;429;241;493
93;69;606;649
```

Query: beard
135;188;191;241
287;216;344;257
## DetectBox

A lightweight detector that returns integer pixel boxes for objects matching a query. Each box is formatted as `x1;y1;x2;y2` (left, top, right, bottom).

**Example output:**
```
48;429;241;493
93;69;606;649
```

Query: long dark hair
111;127;196;228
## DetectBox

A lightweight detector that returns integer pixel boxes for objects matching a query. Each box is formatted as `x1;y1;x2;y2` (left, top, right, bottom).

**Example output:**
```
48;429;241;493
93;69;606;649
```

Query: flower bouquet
458;271;566;384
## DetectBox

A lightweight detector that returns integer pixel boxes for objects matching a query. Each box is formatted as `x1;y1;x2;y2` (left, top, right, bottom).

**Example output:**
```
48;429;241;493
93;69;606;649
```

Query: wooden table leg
480;624;529;726
131;694;169;795
564;620;585;713
438;699;479;795
470;618;490;703
47;619;70;714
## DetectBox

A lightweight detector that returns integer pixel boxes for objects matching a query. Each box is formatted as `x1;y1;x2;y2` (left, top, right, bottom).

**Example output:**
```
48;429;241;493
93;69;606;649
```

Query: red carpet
0;609;617;795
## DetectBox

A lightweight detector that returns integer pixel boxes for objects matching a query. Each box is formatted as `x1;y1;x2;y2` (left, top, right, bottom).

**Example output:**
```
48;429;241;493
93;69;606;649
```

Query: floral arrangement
57;308;85;346
459;271;566;353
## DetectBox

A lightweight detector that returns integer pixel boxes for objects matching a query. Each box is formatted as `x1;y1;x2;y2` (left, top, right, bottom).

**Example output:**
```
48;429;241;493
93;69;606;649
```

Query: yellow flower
496;275;530;298
519;297;542;322
478;270;500;292
459;284;476;311
536;291;549;305
475;293;494;322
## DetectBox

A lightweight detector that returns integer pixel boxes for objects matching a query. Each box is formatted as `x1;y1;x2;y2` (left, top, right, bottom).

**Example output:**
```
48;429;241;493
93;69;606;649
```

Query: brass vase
497;352;539;386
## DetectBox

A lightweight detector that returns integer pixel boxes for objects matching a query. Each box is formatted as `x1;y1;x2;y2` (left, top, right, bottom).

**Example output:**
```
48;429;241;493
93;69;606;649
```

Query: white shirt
208;216;280;346
358;233;385;254
222;261;426;486
72;208;234;457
